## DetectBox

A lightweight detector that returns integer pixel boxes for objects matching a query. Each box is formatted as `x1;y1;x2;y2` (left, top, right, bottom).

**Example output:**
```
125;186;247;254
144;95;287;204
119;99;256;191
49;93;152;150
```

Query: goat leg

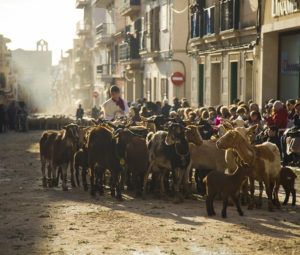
291;188;296;206
82;167;88;191
75;165;80;187
41;159;47;188
98;168;104;195
221;197;228;218
142;162;153;200
265;181;274;212
90;167;96;196
206;197;213;216
61;165;68;191
173;168;184;204
115;169;123;201
273;178;281;208
160;169;168;200
256;181;264;209
241;178;249;206
282;185;290;206
248;177;255;210
232;195;243;216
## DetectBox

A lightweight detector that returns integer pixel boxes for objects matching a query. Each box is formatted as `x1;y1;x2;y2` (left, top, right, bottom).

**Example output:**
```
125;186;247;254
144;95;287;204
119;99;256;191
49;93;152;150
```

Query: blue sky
0;0;82;65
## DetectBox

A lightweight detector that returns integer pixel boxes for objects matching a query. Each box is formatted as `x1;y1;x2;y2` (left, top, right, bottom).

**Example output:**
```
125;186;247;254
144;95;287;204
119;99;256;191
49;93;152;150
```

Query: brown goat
73;148;89;191
274;167;297;206
86;125;123;200
204;161;250;218
115;128;148;197
216;130;281;211
40;124;79;190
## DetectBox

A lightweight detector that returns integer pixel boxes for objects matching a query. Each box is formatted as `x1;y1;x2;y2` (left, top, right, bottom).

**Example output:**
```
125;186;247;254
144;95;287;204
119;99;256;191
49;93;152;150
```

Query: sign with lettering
272;0;299;17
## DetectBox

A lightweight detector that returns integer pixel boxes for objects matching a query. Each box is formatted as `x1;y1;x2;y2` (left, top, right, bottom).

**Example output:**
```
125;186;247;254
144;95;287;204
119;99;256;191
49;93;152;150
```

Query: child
208;111;216;125
267;126;282;155
249;111;263;133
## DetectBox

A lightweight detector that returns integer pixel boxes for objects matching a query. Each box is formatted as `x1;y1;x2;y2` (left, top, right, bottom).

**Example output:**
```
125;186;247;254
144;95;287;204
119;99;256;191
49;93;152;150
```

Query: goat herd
38;115;297;218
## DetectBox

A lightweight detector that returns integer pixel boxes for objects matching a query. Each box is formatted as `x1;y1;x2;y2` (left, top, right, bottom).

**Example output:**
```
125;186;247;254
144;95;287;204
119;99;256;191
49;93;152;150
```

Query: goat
39;124;79;190
274;167;297;206
216;130;281;211
73;148;89;191
204;161;250;218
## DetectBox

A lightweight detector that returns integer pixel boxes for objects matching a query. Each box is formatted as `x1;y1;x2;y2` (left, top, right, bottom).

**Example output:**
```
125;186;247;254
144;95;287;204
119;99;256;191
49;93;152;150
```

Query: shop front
260;0;300;105
279;31;300;100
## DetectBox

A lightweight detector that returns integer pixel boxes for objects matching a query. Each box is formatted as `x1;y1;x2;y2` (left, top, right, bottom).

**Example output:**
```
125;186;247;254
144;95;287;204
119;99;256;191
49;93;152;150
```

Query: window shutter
161;4;167;31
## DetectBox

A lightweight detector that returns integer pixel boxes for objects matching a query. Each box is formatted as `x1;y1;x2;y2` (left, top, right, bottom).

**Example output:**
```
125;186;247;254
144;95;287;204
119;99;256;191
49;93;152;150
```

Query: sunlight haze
0;0;82;65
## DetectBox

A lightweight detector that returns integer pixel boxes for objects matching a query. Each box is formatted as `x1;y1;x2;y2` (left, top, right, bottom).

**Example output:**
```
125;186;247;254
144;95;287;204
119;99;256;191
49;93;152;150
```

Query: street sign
171;72;185;86
93;91;99;98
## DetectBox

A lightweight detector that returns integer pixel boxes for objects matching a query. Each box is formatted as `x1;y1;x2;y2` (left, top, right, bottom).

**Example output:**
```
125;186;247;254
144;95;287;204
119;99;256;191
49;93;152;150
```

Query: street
0;131;299;255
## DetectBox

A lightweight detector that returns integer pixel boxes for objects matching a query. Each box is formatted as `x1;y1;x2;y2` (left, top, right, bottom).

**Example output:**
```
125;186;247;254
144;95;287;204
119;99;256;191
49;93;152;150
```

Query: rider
102;85;129;120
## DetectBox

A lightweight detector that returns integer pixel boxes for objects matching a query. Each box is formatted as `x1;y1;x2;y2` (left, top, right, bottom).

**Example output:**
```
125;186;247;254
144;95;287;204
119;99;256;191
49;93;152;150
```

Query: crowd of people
124;97;300;166
0;101;28;133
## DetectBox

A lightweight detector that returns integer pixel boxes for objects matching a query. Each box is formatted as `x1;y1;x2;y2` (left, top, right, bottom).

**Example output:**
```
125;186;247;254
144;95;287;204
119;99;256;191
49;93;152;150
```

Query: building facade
0;34;14;104
140;0;191;105
188;0;259;107
93;0;126;104
259;0;300;105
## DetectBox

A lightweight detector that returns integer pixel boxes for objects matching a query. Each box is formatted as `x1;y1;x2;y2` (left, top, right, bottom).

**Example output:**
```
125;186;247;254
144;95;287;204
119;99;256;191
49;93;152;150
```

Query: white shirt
101;98;129;120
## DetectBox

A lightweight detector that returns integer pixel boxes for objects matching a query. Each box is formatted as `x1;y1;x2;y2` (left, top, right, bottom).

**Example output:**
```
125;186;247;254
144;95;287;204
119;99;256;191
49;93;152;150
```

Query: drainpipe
168;0;187;98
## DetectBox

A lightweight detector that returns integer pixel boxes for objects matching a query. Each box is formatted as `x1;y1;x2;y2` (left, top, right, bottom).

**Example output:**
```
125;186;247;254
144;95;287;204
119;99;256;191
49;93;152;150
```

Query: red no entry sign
93;91;99;98
171;72;185;86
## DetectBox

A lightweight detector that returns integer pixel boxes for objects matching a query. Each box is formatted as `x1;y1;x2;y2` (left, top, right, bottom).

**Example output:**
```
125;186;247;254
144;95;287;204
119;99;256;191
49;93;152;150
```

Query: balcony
76;0;90;8
75;50;90;63
119;0;141;17
96;64;115;81
76;21;91;36
220;0;239;32
119;41;140;64
93;0;114;8
95;23;115;46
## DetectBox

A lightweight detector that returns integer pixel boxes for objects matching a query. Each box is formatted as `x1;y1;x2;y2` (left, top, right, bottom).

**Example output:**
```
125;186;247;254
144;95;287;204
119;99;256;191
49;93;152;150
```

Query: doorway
211;63;221;106
198;64;204;106
245;61;253;102
230;62;238;103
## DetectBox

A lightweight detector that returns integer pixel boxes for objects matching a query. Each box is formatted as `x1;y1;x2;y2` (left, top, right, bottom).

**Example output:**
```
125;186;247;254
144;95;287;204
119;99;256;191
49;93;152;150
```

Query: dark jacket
161;104;171;117
76;108;84;119
267;136;282;155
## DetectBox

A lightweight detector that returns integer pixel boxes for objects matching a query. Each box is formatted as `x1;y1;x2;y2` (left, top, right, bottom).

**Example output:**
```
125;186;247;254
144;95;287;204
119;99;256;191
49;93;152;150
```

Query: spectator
237;106;248;121
0;104;5;133
161;99;171;117
208;111;216;125
170;97;181;112
229;106;238;120
267;126;282;155
220;106;231;119
264;100;288;136
76;104;84;121
286;99;296;120
91;106;100;119
7;102;16;130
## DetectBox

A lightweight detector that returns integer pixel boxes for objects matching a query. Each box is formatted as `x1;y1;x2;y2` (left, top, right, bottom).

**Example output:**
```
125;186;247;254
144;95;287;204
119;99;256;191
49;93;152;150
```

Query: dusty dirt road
0;131;299;255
